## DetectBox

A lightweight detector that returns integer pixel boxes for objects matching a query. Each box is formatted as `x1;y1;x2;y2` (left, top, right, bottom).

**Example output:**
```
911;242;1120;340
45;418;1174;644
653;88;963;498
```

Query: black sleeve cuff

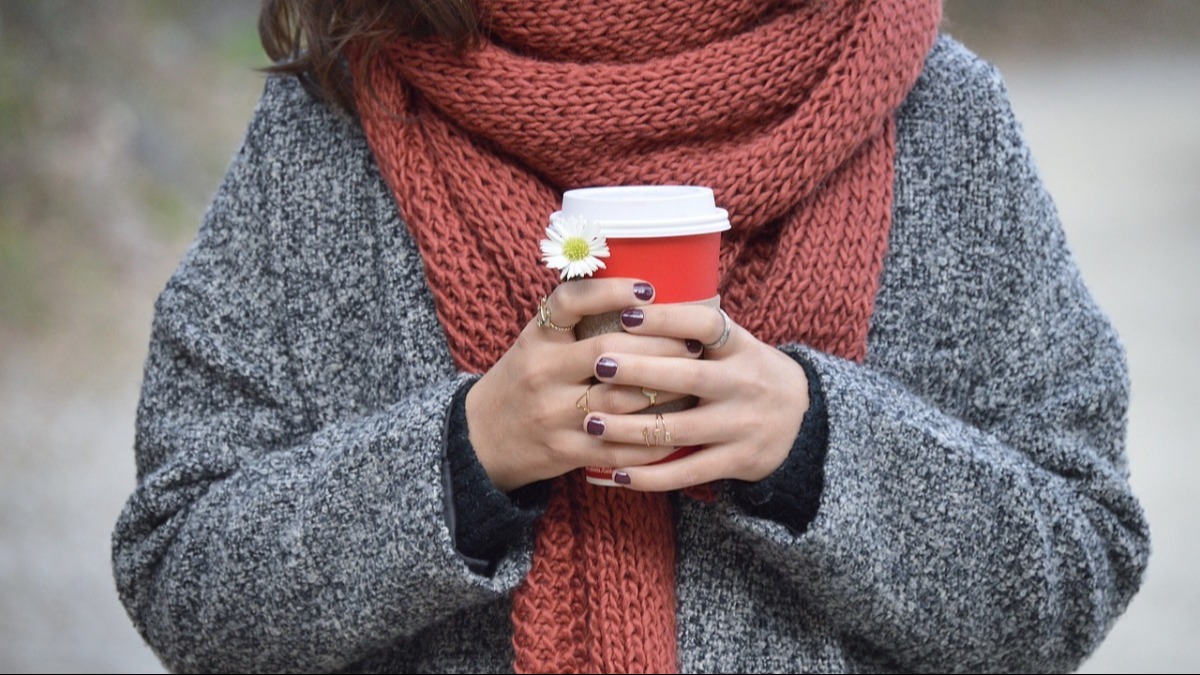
441;379;551;575
726;351;829;534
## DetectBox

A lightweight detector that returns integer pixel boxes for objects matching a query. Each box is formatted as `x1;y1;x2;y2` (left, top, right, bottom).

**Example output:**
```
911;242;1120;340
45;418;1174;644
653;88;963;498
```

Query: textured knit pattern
354;1;941;671
111;36;1150;673
444;382;551;564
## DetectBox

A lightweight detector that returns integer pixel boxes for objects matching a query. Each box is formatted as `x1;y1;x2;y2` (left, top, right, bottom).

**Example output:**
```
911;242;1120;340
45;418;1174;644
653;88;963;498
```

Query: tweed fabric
111;36;1149;673
353;1;940;671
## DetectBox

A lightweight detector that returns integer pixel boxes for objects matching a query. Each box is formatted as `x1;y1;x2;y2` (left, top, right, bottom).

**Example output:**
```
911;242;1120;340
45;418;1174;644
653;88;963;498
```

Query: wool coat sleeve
110;77;536;673
713;40;1150;673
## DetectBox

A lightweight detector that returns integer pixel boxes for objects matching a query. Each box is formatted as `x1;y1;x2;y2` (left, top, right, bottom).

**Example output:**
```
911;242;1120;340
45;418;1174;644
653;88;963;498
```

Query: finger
558;331;704;382
620;303;736;357
592;352;730;400
543;278;656;330
582;408;731;450
616;306;706;356
581;329;703;361
577;438;682;471
578;383;692;416
610;443;735;492
548;425;681;469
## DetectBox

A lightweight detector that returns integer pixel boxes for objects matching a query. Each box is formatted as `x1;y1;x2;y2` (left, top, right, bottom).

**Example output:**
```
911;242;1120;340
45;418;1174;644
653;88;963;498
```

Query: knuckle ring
641;387;658;407
536;295;576;332
575;384;593;415
642;413;672;447
702;308;732;352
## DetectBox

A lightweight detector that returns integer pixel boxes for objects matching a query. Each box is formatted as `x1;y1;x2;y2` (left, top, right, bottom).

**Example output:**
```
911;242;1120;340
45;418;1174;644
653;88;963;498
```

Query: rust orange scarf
353;1;941;671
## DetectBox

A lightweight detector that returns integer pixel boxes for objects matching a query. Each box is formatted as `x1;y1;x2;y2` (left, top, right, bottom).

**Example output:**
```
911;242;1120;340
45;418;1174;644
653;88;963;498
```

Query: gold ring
575;384;593;414
702;308;732;351
536;296;575;332
643;425;657;447
642;413;672;447
641;388;658;407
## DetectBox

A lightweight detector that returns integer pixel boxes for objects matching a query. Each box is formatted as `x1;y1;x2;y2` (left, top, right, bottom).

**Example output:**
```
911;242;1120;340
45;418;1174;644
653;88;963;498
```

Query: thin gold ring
575;384;593;415
642;413;672;446
536;296;575;332
641;388;658;407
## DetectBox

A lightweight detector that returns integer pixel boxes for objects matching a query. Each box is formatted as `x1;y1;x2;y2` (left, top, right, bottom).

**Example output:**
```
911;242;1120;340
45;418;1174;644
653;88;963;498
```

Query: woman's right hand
465;279;700;492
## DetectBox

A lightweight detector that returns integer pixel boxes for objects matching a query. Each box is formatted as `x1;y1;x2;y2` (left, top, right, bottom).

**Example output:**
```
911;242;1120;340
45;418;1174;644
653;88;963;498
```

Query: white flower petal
540;215;610;279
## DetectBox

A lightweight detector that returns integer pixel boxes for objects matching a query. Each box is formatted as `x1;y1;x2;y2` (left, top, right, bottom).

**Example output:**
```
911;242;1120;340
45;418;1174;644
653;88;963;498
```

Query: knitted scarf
352;1;941;671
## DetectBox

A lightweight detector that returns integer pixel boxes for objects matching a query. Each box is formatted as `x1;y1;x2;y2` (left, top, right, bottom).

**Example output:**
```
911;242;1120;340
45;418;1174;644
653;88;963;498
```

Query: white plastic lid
553;185;731;238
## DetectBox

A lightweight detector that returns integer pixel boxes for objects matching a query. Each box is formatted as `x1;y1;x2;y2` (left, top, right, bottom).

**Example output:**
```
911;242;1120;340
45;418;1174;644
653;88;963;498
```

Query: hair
258;0;482;111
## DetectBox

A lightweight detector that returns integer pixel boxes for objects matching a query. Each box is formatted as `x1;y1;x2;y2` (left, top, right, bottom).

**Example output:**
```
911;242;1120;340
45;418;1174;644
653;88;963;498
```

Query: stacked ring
536;296;576;332
642;413;672;446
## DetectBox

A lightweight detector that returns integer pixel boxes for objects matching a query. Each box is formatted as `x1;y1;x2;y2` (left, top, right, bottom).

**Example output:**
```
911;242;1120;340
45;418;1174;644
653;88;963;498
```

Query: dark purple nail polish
620;308;644;328
633;283;654;301
614;471;632;485
685;339;703;354
586;417;605;436
596;357;618;379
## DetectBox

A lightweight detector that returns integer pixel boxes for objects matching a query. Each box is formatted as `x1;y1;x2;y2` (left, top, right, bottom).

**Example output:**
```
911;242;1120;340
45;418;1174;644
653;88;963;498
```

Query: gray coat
112;36;1150;673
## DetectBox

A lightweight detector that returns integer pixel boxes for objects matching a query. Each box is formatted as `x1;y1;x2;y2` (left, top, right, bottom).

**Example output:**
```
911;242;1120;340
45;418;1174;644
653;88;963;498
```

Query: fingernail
614;471;632;485
685;339;702;354
633;283;654;301
586;417;605;436
595;357;618;379
620;308;644;328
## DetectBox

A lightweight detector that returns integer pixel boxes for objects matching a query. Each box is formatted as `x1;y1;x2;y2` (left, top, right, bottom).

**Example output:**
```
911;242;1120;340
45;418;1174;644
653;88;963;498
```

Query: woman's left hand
585;303;810;491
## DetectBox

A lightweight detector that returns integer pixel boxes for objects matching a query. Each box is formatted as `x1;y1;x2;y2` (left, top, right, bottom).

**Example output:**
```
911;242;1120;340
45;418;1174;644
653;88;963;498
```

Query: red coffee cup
552;186;730;486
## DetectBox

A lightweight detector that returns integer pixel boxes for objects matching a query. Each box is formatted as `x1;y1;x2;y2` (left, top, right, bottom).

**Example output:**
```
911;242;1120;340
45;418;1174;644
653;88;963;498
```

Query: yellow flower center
562;237;591;262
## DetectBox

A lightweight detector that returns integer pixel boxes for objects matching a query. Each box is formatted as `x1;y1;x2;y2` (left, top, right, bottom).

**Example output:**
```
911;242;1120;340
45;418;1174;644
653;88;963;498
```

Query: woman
112;0;1150;672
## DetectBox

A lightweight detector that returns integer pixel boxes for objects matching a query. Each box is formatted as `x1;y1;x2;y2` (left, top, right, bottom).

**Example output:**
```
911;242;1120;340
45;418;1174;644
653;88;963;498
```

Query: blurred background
0;1;1195;672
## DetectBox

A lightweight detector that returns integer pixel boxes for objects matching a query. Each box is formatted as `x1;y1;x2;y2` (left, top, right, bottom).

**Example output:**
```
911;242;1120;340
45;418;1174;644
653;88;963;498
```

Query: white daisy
540;215;610;280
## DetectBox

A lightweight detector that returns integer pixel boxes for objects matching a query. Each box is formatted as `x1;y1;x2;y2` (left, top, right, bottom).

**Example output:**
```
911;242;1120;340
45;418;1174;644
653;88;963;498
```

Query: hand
465;279;701;492
582;303;810;491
